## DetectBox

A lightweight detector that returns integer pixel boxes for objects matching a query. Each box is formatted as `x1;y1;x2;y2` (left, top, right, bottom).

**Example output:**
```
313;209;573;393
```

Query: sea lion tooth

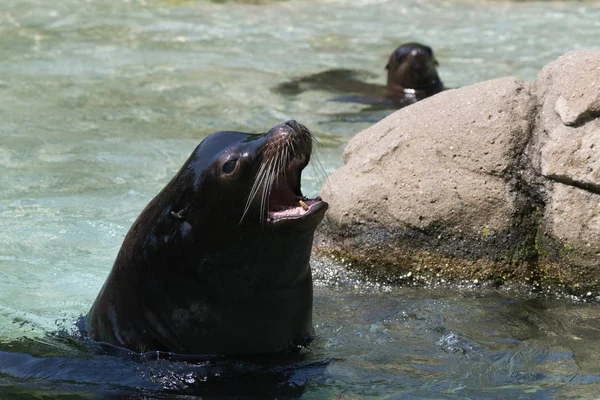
299;200;309;211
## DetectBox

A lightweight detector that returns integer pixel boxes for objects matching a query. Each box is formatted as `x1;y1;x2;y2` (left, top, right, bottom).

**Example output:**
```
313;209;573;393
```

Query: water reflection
0;333;328;399
3;286;600;398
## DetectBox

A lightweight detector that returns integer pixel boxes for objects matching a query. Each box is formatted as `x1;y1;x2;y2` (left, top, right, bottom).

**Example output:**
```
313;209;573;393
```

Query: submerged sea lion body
275;42;445;110
84;121;328;355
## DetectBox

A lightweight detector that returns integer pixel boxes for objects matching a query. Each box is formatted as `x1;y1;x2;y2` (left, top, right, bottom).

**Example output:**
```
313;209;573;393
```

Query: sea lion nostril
284;120;299;130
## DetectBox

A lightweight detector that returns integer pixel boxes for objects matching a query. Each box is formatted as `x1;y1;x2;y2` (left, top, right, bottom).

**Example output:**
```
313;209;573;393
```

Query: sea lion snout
284;119;301;131
264;120;313;165
268;119;309;138
410;47;425;57
409;47;432;63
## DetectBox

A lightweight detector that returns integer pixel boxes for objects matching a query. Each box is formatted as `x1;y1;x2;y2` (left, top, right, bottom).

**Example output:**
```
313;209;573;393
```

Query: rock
536;51;600;127
534;51;600;278
536;51;600;194
544;183;600;264
316;50;600;294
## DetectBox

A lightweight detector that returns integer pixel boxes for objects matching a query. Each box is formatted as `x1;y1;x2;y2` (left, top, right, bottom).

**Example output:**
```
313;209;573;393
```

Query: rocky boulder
315;51;600;294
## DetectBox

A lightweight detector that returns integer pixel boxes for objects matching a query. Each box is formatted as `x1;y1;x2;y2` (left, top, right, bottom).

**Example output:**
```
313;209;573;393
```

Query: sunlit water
1;0;600;398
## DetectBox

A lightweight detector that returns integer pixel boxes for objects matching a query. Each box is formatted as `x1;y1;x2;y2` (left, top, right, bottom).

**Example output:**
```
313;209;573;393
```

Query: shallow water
1;0;600;398
3;286;600;399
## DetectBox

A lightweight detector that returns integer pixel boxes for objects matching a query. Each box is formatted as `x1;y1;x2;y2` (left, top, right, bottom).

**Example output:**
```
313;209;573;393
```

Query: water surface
1;0;600;398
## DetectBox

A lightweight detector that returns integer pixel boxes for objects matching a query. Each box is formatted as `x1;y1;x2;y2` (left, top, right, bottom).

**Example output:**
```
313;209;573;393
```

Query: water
1;0;599;398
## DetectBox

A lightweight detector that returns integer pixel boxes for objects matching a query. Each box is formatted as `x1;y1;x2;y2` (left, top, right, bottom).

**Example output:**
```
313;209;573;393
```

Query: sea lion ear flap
385;54;394;70
422;45;438;66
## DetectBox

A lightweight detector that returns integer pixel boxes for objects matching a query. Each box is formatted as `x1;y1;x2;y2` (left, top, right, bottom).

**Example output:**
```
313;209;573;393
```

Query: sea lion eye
222;158;238;175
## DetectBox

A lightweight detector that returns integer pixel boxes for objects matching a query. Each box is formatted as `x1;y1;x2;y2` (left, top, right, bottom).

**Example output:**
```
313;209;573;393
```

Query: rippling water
1;0;600;398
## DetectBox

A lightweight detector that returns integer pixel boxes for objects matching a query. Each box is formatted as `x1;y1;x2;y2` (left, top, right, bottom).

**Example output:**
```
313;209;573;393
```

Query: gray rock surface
316;51;600;294
534;51;600;284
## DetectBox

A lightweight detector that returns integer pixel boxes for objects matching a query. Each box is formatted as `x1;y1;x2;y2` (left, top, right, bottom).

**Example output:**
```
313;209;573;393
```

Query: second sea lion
275;42;445;109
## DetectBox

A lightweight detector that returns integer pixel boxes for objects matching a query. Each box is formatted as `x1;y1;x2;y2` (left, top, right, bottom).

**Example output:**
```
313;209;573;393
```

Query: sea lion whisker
242;157;272;221
251;159;270;196
290;137;298;158
282;149;289;180
286;144;293;170
272;149;280;179
244;169;264;213
310;137;332;192
261;160;278;223
241;158;272;224
277;148;287;184
258;156;277;221
279;147;288;178
282;144;288;167
260;162;273;221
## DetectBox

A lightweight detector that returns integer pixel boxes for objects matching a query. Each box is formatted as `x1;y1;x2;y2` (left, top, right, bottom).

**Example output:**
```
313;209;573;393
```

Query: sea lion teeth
299;200;309;211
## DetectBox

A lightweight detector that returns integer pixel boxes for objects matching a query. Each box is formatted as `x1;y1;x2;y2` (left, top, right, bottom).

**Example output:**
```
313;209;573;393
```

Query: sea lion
384;42;444;106
83;120;328;355
275;42;445;110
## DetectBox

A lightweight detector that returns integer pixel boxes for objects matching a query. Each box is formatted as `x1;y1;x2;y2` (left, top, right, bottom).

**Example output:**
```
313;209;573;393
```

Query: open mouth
266;154;326;224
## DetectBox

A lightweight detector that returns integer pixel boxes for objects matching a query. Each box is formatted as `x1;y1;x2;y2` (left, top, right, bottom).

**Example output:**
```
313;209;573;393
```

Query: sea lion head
385;42;443;96
168;120;328;234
